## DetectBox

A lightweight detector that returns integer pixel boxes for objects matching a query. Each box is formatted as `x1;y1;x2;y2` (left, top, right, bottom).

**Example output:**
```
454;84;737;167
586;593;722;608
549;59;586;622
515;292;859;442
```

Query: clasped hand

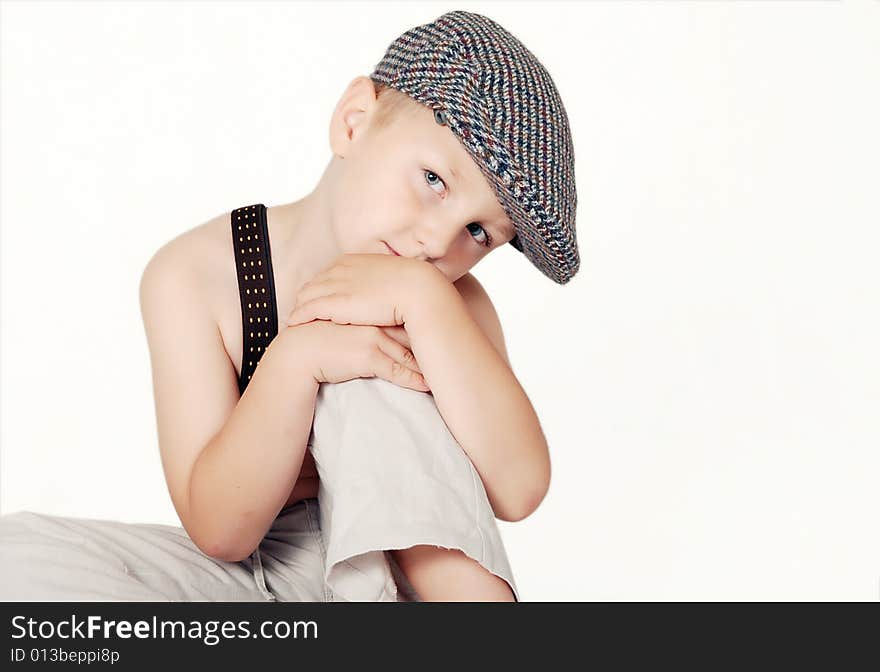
283;253;448;392
286;253;437;331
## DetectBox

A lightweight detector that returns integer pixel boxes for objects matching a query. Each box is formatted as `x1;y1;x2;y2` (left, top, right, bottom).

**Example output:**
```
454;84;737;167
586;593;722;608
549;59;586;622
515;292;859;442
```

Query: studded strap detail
231;204;279;395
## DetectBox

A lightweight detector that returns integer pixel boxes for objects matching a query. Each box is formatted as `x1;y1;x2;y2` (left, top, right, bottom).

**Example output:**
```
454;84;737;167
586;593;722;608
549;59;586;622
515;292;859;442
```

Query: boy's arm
403;271;551;522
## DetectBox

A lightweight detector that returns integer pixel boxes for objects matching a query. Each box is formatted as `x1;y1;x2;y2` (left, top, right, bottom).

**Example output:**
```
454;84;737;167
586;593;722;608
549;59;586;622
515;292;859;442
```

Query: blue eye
423;168;493;249
467;223;492;248
424;169;446;194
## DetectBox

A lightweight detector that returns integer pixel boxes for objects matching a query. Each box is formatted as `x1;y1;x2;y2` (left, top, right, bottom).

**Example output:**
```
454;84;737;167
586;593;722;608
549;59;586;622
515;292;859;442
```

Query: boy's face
327;77;515;284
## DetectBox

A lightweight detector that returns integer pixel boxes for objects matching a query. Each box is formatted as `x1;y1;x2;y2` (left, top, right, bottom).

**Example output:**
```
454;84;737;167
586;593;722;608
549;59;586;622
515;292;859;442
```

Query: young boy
139;10;578;602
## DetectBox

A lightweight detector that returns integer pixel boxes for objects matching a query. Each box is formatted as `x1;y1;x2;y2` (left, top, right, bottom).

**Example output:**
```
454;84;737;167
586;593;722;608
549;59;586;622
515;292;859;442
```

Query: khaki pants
0;378;518;602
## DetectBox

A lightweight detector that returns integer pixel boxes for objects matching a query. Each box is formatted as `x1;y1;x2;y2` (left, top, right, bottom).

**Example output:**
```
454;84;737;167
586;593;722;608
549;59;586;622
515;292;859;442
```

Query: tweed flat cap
370;10;579;284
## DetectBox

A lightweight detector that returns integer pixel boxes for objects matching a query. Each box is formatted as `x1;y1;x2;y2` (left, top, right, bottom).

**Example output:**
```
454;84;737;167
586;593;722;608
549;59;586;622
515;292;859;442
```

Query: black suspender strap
231;204;279;395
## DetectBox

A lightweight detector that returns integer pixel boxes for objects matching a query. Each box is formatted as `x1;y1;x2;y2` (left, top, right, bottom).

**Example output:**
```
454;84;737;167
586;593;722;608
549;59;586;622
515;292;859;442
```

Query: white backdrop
2;0;878;601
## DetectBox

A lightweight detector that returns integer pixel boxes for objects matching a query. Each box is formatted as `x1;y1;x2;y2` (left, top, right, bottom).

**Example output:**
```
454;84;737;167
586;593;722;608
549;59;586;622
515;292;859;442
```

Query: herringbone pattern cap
370;10;579;284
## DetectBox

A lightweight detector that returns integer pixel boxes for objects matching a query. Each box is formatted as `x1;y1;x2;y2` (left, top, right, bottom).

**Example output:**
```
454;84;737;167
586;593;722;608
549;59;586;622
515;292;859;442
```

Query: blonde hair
369;79;423;131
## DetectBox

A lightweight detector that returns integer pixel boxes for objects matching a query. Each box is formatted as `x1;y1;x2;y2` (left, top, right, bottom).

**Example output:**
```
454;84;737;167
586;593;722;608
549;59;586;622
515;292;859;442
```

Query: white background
2;1;878;601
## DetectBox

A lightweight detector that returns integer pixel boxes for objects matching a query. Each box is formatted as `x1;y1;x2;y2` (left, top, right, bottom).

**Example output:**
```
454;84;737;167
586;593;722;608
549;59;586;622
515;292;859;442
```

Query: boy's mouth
383;241;401;256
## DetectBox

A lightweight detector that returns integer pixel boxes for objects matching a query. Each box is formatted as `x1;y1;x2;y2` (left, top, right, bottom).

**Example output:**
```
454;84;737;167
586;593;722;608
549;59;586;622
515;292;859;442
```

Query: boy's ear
329;76;380;157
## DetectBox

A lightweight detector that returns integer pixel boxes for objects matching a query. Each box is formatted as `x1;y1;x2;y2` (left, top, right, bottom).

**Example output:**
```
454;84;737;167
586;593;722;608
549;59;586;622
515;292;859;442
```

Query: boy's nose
416;220;459;261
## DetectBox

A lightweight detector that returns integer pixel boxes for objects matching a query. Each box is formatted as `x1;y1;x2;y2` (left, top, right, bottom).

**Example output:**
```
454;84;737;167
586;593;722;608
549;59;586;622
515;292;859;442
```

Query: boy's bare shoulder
147;210;229;277
143;210;236;311
140;210;240;370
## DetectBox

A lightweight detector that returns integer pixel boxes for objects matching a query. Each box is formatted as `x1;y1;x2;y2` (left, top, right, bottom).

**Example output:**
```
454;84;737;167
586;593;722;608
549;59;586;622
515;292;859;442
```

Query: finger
304;265;341;286
393;362;429;391
288;293;372;327
285;297;330;326
287;287;342;325
376;332;423;375
379;353;429;391
380;325;413;351
292;279;344;309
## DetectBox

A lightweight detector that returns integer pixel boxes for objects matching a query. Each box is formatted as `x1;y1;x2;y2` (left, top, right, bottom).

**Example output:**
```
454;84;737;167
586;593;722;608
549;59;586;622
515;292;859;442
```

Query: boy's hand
283;320;430;392
380;325;412;351
285;253;442;329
